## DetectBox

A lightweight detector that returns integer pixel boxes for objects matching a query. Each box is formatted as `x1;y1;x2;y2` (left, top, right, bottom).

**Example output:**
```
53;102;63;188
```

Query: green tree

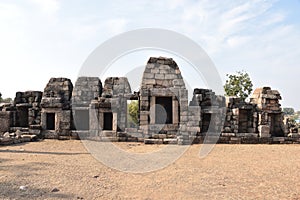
283;107;295;115
127;100;139;127
224;71;253;101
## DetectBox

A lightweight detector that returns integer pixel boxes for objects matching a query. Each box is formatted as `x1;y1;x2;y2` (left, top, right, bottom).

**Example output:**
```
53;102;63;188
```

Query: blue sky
0;0;300;109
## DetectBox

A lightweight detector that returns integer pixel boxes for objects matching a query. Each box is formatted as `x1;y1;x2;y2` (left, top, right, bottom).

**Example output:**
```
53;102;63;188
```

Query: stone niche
72;77;102;132
90;77;131;138
139;57;188;139
250;87;284;137
190;88;225;135
223;97;258;135
40;78;73;138
14;91;43;127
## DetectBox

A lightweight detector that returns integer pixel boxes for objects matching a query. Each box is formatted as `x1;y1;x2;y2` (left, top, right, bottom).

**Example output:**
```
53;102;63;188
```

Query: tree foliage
0;93;12;103
127;100;139;127
224;71;253;101
283;107;295;115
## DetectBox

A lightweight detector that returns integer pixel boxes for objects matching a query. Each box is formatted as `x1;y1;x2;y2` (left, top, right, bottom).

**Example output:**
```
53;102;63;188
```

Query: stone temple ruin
0;57;299;145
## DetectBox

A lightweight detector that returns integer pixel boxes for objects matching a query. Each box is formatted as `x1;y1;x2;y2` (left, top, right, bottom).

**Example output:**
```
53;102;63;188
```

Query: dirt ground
0;140;300;200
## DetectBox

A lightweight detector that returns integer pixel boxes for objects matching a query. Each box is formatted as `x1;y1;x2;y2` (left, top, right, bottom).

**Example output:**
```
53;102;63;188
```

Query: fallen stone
51;188;60;192
221;133;235;137
15;130;22;137
3;132;10;138
19;186;28;191
21;134;37;142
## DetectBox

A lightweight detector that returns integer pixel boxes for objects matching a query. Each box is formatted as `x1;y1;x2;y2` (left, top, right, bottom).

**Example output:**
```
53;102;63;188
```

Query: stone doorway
103;112;113;130
155;97;173;124
238;109;251;133
74;110;89;130
201;113;211;133
18;107;29;127
269;113;284;137
46;113;55;130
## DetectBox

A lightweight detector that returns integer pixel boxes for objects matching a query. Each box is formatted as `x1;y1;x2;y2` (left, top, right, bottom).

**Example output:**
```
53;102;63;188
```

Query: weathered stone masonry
0;56;299;145
40;78;73;139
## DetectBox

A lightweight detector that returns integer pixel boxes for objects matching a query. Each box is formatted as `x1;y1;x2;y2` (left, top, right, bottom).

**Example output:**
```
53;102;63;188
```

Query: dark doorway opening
238;109;251;133
103;112;113;130
46;113;55;130
74;110;89;130
201;113;211;133
269;113;284;137
18;107;28;127
155;97;173;124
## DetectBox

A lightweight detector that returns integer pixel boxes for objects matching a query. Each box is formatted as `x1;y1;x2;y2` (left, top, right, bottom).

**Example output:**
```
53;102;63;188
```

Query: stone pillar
113;112;118;131
150;96;156;124
172;98;179;125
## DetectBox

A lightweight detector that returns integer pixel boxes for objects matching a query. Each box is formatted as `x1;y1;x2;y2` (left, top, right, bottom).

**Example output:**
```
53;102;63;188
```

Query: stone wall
14;91;43;127
0;111;11;133
41;78;73;110
72;77;102;132
72;77;102;107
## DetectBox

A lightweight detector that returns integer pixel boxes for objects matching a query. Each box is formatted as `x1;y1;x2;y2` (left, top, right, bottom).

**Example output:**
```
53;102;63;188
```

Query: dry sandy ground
0;140;300;200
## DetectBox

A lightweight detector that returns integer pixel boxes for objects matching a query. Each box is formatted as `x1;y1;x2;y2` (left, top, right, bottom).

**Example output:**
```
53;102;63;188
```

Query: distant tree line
0;92;12;103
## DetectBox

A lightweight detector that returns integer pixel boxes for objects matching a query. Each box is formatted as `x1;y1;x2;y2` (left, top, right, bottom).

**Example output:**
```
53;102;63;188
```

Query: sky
0;0;300;109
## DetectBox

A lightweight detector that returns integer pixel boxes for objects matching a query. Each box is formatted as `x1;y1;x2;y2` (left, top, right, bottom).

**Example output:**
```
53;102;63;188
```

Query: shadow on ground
0;180;73;200
0;149;89;155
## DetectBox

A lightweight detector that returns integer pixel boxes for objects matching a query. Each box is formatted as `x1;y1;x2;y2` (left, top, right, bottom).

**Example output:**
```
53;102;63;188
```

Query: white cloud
226;36;251;48
0;0;299;109
0;3;22;20
260;12;285;27
29;0;60;15
105;18;128;35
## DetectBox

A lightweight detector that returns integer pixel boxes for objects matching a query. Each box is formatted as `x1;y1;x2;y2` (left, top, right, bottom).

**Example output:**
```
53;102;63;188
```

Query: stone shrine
0;57;298;145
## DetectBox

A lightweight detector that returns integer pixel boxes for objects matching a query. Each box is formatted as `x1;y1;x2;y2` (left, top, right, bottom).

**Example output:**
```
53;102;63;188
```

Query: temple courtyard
0;140;300;199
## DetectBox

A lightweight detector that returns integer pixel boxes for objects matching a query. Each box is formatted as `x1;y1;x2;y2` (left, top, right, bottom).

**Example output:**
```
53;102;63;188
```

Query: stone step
28;129;41;135
100;137;118;142
21;134;37;142
127;132;143;138
144;139;163;144
163;138;178;144
10;127;29;132
125;128;138;133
